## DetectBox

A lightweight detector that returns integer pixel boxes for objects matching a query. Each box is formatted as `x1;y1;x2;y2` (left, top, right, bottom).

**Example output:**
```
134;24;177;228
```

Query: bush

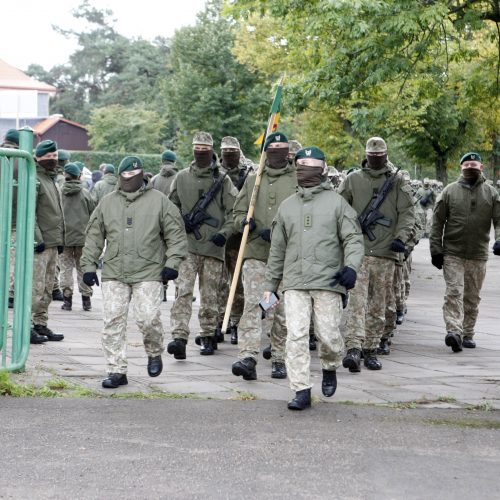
67;151;161;174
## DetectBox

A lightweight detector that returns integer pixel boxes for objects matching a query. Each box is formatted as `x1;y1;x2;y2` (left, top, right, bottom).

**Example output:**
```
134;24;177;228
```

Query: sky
1;0;207;71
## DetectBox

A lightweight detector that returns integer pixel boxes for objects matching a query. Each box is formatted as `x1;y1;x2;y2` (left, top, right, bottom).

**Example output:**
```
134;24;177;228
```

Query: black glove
182;214;195;233
242;218;256;232
161;267;178;283
210;233;226;247
259;229;271;242
493;240;500;256
390;239;406;253
34;242;45;253
330;266;357;290
83;272;100;287
431;254;444;270
57;246;64;255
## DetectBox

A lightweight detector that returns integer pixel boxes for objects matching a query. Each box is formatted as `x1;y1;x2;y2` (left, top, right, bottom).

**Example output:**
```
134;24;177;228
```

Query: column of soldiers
3;127;499;410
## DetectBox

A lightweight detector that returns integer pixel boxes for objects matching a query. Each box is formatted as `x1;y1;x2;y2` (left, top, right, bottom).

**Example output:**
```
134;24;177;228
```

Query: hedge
67;151;164;174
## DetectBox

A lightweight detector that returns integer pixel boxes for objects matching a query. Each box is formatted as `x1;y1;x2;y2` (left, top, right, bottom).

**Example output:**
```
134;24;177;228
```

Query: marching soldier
151;150;178;196
168;132;237;357
264;146;364;410
338;137;414;372
430;152;500;352
81;156;187;388
231;131;297;381
417;178;436;237
92;164;117;204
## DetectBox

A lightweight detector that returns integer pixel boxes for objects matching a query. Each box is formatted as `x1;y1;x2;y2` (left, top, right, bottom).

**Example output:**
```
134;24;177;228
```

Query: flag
254;77;284;146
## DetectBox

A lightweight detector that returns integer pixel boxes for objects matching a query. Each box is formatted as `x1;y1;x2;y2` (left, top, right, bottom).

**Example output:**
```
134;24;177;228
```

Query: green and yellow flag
254;77;284;146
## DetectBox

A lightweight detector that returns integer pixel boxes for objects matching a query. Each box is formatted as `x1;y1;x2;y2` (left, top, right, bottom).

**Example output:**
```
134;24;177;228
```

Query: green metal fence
0;128;36;372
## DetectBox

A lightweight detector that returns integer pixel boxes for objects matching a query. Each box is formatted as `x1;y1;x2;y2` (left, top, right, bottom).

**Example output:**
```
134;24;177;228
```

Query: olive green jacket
430;175;500;260
151;163;178;196
265;183;364;294
35;165;65;248
62;180;95;247
91;174;117;205
81;183;187;283
338;162;415;261
233;163;297;262
169;163;237;261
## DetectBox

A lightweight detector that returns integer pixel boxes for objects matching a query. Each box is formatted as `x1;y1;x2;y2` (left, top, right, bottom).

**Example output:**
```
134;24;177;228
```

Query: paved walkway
12;239;500;408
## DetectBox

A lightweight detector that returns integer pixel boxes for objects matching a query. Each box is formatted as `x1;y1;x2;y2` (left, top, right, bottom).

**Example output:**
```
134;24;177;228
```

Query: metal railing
0;128;36;372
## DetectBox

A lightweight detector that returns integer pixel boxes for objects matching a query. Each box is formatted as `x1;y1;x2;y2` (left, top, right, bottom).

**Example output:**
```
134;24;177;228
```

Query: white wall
0;89;43;118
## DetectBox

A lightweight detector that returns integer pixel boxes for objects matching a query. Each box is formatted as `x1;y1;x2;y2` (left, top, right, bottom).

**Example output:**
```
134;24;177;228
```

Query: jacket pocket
138;245;164;264
103;243;119;262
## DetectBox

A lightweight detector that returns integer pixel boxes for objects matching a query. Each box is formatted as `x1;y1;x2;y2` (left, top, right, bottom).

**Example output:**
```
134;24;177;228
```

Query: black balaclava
266;146;289;169
120;171;144;192
222;150;240;169
366;154;387;170
194;149;213;168
462;168;480;185
296;165;325;188
38;159;58;171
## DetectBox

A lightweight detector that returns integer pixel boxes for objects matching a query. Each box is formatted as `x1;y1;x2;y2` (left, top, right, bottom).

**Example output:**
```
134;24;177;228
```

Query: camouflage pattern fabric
394;262;404;311
60;246;93;297
32;247;58;326
344;255;395;350
403;254;412;301
284;290;344;392
170;252;223;340
425;208;433;236
52;256;61;292
442;255;487;338
238;258;286;362
102;280;164;374
382;265;397;340
217;245;244;325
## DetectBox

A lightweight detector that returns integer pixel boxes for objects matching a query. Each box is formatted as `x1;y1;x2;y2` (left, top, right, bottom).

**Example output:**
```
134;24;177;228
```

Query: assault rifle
183;170;227;240
358;167;401;242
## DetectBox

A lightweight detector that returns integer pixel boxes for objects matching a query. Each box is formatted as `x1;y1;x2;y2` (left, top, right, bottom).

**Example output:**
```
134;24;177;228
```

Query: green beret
104;164;115;174
161;150;177;162
460;152;482;164
264;131;288;151
295;146;325;162
5;128;19;145
74;161;85;172
118;156;143;174
57;149;71;161
64;162;81;178
35;139;57;157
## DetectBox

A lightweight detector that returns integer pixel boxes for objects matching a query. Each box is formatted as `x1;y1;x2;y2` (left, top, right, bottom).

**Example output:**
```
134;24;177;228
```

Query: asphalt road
1;398;499;499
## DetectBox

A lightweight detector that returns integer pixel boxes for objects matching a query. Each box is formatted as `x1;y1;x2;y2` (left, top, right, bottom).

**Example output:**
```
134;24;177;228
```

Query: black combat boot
363;349;382;370
52;289;64;301
288;388;311;410
462;336;476;348
167;338;187;359
82;296;92;311
377;338;391;355
230;324;238;345
396;310;405;325
147;356;163;377
309;334;317;351
322;369;337;397
271;361;287;379
195;334;218;350
342;348;362;372
34;324;64;341
445;332;463;352
232;358;257;381
61;295;72;311
200;336;214;355
262;344;272;360
30;328;48;344
214;323;224;343
8;297;14;309
102;373;128;389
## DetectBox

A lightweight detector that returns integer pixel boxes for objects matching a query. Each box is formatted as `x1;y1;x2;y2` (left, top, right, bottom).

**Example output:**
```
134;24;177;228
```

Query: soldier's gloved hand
259;229;271;242
493;240;500;256
57;246;64;255
34;242;45;253
83;272;100;287
330;266;357;290
242;218;256;232
390;239;406;253
210;233;226;247
431;254;444;270
161;267;178;283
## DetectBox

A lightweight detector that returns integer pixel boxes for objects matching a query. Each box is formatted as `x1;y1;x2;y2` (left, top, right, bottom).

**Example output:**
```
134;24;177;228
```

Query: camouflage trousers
238;259;287;363
59;246;93;298
442;255;487;338
383;262;403;339
217;245;244;326
345;255;395;350
170;252;223;339
425;208;433;236
285;290;344;392
102;280;164;374
403;254;412;301
32;247;58;326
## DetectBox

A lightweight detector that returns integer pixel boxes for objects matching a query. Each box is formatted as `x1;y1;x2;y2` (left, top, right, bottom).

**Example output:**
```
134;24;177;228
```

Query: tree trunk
435;153;448;185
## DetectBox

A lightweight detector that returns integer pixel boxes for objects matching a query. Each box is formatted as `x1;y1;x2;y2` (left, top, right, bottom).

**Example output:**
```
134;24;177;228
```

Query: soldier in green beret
30;140;65;344
92;164;117;204
430;152;500;352
151;150;179;197
81;155;187;388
